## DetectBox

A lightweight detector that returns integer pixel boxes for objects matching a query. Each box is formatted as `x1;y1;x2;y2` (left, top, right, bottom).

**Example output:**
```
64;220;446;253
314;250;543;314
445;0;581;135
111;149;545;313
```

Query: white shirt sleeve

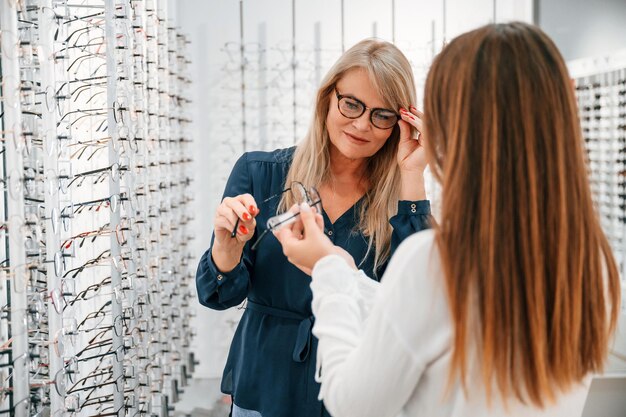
310;231;451;417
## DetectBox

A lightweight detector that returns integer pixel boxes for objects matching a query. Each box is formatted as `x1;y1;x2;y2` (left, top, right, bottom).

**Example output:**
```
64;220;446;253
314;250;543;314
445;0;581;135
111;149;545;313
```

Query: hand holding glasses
212;193;259;251
214;182;322;255
249;182;322;251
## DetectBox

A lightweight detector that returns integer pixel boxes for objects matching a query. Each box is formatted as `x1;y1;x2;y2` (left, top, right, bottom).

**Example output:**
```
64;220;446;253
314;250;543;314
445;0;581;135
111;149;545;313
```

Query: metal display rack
0;0;196;415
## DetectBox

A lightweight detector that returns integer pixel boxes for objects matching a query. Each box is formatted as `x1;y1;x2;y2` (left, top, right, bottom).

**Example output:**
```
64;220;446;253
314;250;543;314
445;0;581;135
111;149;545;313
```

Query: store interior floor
171;376;626;417
174;379;231;417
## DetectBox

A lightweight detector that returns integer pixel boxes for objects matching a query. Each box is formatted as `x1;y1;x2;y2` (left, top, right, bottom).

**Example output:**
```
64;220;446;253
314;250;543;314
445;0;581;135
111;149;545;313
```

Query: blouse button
410;203;417;213
217;274;224;281
410;203;417;209
328;230;333;236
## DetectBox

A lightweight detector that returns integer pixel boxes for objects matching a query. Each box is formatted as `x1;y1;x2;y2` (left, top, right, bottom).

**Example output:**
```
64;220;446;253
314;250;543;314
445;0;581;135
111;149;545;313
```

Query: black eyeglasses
335;88;399;129
230;182;323;251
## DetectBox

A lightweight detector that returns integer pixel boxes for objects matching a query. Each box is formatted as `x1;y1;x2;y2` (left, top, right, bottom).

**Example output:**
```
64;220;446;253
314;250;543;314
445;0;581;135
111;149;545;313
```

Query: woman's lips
344;131;369;144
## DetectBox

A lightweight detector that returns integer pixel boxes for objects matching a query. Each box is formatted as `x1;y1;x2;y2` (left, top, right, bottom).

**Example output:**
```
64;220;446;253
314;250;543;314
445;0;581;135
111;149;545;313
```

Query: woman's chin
329;140;372;160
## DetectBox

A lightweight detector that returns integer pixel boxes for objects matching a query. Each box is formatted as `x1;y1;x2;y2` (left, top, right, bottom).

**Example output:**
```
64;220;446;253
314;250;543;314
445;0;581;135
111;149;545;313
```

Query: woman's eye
374;112;395;121
345;100;360;110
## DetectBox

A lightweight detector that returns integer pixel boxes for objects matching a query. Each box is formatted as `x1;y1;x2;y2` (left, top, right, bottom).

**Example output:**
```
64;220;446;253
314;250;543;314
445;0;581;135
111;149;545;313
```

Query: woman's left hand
397;106;427;174
275;203;357;275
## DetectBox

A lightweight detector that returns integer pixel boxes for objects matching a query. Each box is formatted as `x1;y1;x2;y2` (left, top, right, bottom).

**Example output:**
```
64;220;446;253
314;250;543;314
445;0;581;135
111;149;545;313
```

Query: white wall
538;0;626;61
172;0;533;379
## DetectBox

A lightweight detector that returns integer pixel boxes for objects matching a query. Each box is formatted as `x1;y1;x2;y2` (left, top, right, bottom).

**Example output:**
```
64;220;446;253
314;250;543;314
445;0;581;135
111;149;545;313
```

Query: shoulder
381;229;441;291
380;229;450;346
227;147;295;193
394;229;438;265
243;147;295;166
380;229;452;368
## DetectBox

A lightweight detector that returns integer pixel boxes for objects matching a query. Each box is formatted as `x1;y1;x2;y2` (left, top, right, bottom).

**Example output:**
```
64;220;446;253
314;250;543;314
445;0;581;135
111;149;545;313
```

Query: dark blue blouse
195;147;431;417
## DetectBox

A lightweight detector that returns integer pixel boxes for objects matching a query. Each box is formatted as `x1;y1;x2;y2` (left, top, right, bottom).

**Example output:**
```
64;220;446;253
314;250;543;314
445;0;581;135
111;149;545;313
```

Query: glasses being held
247;182;322;251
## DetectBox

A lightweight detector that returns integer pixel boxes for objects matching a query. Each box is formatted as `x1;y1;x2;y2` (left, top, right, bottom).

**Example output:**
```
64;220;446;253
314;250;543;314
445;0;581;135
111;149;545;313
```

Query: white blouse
310;229;591;417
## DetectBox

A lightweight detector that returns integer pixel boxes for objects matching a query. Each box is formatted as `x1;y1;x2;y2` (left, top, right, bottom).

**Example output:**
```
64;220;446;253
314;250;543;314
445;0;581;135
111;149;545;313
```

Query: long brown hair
280;39;416;272
424;22;621;407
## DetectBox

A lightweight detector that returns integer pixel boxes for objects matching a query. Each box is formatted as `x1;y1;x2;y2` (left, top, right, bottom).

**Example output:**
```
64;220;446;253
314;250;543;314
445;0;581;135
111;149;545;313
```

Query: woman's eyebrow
339;90;393;110
336;88;358;99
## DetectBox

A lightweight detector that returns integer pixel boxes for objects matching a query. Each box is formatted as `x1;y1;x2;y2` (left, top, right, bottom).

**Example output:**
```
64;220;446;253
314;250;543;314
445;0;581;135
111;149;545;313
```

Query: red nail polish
242;212;251;221
400;107;407;113
249;206;257;215
410;105;417;111
239;225;248;235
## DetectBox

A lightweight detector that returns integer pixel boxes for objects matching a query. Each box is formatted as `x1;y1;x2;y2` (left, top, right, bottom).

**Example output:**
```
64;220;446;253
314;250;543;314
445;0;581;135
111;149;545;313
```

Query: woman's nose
352;111;372;131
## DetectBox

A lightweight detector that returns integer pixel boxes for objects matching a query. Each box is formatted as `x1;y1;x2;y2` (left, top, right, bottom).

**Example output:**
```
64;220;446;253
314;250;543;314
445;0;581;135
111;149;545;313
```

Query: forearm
399;171;426;201
196;244;251;309
387;174;432;270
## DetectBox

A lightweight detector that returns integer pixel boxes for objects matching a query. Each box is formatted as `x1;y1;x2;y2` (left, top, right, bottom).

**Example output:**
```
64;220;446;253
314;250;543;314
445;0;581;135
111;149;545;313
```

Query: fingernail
400;107;407;113
300;202;311;212
410;105;417;111
249;205;257;215
239;225;248;234
242;212;251;221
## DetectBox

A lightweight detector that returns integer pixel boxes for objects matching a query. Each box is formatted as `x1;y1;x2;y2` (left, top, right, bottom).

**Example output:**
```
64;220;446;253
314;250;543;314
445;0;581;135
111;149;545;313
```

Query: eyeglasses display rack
571;53;626;299
571;52;626;375
0;0;197;416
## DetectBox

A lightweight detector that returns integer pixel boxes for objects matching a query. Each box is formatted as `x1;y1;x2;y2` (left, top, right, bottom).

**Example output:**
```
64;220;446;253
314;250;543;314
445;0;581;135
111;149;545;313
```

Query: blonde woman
276;22;621;417
195;39;431;417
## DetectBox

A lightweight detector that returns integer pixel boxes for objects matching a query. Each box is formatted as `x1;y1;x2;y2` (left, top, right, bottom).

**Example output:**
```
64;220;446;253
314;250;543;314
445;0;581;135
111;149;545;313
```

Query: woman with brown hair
276;22;622;417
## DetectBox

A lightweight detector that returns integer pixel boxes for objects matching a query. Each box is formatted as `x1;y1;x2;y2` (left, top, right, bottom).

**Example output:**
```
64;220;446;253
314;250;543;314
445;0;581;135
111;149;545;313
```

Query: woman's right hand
212;194;259;271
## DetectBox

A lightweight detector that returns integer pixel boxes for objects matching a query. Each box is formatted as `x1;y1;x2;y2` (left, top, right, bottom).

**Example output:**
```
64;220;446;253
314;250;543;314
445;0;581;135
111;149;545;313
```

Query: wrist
211;241;244;273
399;168;425;178
399;171;426;201
329;246;357;271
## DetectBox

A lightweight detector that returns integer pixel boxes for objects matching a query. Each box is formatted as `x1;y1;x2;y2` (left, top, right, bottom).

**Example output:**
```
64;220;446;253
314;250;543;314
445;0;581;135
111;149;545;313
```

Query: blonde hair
279;38;417;272
424;22;621;406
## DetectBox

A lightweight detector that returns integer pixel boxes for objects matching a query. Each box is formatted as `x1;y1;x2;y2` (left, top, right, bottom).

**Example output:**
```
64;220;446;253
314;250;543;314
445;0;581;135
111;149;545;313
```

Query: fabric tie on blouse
246;300;314;362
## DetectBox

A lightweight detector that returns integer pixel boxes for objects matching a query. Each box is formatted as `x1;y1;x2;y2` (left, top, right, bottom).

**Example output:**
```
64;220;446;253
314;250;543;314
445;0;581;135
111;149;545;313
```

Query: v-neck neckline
321;193;367;227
